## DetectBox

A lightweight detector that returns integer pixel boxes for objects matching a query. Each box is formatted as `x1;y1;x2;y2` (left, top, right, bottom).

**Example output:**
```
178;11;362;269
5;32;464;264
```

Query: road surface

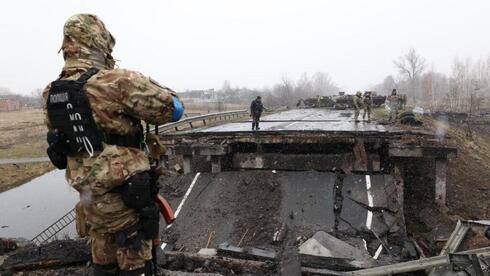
182;109;388;133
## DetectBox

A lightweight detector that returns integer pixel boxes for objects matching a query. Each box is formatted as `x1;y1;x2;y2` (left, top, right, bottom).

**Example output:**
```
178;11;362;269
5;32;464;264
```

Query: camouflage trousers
354;109;361;121
389;106;399;122
91;232;152;271
363;106;371;121
75;201;152;272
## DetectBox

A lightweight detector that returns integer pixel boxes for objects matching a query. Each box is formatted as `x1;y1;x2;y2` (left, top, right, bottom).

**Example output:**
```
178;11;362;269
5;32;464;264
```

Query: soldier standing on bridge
353;91;364;123
43;14;184;276
387;89;401;123
362;91;373;122
250;96;264;130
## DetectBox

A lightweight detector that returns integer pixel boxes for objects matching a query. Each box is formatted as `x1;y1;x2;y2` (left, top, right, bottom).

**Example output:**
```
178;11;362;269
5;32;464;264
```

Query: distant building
0;98;21;112
180;89;218;101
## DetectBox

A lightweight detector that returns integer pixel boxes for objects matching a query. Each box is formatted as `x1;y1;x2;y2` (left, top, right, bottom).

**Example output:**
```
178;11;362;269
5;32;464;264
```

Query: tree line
219;72;339;108
371;48;490;112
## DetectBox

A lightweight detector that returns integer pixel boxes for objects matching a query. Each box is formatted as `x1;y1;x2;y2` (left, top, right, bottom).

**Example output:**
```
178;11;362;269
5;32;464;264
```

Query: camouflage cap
61;14;116;70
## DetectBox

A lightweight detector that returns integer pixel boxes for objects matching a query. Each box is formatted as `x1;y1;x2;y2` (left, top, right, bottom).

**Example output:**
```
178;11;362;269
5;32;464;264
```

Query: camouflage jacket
387;95;400;109
353;95;364;110
43;68;177;233
363;96;373;107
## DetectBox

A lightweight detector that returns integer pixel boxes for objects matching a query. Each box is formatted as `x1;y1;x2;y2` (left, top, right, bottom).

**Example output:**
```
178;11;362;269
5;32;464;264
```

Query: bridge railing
152;109;249;134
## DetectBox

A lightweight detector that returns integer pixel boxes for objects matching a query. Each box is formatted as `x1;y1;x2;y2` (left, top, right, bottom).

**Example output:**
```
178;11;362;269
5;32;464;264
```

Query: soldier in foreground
250;96;264;130
353;91;364;122
43;14;184;275
362;91;373;122
387;89;401;123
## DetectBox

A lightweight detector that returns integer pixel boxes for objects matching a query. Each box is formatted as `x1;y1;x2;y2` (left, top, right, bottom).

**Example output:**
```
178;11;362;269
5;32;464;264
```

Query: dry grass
427;118;490;219
0;109;51;192
0;109;48;159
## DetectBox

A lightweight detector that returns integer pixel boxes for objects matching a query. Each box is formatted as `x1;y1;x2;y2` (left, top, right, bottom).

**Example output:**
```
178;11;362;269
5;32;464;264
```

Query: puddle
0;170;78;240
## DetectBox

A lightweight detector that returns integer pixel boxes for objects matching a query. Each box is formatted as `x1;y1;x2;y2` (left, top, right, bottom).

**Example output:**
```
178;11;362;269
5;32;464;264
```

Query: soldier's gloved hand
46;130;68;169
172;96;184;122
47;130;68;154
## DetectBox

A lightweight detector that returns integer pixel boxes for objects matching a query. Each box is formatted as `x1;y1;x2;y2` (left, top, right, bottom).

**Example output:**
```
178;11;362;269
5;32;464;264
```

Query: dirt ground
0;109;48;159
403;116;490;255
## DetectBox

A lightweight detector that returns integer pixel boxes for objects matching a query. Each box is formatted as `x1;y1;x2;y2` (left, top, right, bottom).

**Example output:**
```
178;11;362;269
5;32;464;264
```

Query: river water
0;169;79;240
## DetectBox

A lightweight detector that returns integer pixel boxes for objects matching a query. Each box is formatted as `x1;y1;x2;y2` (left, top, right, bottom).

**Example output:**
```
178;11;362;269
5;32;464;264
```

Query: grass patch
0;162;54;193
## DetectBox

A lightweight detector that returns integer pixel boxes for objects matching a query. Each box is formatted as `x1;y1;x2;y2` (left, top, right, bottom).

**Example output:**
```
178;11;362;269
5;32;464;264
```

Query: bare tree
393;48;426;103
280;74;294;106
311;72;338;96
31;88;44;108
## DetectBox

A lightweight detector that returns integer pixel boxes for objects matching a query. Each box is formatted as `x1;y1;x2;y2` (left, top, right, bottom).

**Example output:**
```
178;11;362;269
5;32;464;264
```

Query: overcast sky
1;0;490;95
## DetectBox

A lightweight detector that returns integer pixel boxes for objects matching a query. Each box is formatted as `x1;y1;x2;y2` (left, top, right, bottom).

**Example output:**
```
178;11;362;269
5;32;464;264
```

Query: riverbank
0;109;53;193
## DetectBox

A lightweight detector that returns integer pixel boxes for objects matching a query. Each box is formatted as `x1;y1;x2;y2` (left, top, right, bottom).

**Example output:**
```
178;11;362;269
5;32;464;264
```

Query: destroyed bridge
4;109;490;275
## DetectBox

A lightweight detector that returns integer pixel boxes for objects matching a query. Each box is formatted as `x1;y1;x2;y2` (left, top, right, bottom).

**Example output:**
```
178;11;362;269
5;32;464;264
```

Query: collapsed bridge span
152;109;458;274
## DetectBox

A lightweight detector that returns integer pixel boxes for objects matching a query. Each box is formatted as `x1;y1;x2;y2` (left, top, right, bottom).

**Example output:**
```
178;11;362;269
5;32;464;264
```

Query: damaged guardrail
342;246;490;276
152;109;248;134
339;220;490;276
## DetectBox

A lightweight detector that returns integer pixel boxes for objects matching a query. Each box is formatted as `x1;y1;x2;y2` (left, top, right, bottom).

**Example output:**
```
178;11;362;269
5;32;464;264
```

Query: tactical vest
47;68;143;157
47;68;104;156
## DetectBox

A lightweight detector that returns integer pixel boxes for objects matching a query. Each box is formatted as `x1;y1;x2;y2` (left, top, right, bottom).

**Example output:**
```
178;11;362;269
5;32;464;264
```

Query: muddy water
0;170;79;239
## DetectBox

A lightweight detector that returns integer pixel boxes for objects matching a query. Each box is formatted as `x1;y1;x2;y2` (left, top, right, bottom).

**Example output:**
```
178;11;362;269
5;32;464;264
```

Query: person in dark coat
250;96;264;130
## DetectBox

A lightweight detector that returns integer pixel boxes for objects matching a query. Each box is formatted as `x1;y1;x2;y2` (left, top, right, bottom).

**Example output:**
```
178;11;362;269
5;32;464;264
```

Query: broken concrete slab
217;242;277;261
198;248;217;256
298;231;373;262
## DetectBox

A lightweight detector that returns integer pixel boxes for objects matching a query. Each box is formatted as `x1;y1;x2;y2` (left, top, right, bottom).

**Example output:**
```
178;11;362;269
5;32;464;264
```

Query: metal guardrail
154;109;248;133
31;208;76;245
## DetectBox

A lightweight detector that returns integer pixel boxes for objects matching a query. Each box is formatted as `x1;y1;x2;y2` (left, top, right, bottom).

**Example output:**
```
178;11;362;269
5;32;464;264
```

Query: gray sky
1;0;490;95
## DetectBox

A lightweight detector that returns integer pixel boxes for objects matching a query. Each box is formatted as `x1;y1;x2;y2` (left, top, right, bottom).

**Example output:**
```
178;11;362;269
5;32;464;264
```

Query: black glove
46;130;68;169
119;172;160;240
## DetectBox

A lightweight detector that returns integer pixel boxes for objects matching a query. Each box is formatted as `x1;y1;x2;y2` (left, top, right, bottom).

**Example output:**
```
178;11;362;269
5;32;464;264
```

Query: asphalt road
159;170;402;254
187;109;388;133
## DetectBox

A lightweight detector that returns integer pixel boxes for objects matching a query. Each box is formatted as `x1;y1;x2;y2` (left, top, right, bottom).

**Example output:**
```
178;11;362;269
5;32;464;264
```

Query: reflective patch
50;92;69;103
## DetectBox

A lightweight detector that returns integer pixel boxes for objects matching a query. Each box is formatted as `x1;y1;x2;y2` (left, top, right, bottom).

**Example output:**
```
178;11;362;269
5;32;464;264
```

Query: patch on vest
49;92;69;103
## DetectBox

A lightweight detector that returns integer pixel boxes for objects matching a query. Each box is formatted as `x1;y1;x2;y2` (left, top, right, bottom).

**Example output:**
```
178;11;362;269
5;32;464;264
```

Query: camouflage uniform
362;92;373;122
387;94;401;123
43;14;179;274
353;92;364;122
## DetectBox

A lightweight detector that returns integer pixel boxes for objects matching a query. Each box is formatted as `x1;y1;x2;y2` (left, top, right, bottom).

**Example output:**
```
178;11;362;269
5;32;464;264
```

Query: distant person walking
387;89;401;123
353;91;364;123
362;91;373;122
250;96;264;130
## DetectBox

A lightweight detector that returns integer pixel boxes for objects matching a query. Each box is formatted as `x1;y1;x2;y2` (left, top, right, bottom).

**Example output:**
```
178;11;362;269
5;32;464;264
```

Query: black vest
47;68;104;156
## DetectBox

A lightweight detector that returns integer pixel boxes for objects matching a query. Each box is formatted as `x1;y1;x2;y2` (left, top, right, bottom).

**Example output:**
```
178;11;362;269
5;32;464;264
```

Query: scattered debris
2;239;90;272
217;242;276;261
298;231;374;268
272;222;288;244
163;250;275;275
197;248;217;257
343;246;490;276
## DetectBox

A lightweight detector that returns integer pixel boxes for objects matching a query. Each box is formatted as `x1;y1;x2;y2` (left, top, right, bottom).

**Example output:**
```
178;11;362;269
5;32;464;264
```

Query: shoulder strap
77;67;99;83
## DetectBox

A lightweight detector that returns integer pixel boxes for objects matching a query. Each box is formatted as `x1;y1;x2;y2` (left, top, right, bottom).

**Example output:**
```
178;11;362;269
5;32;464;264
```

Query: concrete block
299;231;372;261
198;248;217;256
